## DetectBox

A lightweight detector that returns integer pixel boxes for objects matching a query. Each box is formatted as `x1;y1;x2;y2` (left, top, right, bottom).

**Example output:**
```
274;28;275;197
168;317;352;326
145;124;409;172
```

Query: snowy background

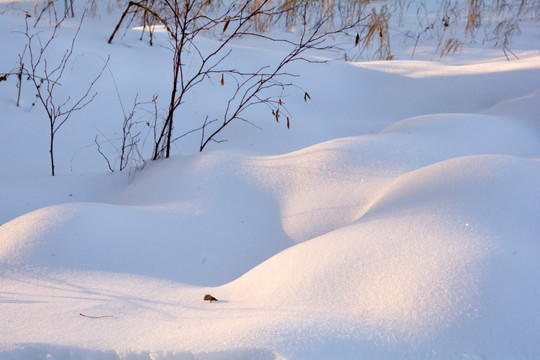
1;0;540;359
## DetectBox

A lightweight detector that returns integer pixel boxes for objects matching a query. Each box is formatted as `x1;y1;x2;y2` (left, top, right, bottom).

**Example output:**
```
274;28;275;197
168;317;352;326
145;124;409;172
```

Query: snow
1;1;540;359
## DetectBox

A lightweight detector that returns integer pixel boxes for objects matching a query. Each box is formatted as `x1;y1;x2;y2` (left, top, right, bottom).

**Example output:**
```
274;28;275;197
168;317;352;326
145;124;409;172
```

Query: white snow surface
1;1;540;359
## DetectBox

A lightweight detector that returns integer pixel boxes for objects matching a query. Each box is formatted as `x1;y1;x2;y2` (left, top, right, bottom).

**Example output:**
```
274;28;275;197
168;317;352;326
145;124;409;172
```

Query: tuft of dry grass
356;5;393;60
493;17;521;60
110;0;537;60
438;38;463;58
465;0;483;36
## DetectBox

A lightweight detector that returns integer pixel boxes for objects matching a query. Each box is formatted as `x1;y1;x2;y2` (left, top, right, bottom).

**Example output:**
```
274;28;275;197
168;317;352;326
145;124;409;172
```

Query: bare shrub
109;0;361;159
20;9;107;175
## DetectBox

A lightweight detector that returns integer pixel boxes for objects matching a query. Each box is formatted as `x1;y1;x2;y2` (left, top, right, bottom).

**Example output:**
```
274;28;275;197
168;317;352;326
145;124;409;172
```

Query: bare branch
107;0;362;158
21;10;108;175
95;134;114;172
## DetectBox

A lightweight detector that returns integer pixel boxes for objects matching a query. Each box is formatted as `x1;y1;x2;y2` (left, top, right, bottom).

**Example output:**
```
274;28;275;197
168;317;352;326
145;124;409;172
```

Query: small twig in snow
79;312;115;319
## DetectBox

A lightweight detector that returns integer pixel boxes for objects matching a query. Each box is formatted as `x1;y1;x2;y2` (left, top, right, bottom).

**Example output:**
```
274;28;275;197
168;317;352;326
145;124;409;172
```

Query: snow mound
0;201;289;286
221;155;540;352
0;151;295;285
241;113;540;242
380;113;540;161
485;87;540;130
362;154;540;225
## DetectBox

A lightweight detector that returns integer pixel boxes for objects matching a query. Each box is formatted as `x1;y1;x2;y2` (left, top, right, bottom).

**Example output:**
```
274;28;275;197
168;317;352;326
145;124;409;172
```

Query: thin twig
79;313;115;319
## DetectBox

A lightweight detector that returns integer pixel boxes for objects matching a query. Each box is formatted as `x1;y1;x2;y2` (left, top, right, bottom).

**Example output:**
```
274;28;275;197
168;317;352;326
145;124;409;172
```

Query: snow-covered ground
1;1;540;359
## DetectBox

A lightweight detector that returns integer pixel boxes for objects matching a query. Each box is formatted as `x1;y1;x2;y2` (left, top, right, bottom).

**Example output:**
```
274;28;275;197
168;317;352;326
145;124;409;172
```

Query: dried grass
115;0;537;60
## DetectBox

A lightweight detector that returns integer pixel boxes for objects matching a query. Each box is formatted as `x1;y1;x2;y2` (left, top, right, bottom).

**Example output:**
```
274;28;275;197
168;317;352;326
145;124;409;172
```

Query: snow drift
1;1;540;358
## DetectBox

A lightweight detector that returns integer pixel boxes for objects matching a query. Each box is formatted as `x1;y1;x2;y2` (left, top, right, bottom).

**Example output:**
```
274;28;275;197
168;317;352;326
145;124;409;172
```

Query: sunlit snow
1;1;539;359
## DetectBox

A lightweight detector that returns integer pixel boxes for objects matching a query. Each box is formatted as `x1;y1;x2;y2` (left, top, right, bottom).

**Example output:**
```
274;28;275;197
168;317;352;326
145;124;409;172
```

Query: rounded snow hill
2;155;537;359
0;151;291;286
0;192;290;287
217;155;540;358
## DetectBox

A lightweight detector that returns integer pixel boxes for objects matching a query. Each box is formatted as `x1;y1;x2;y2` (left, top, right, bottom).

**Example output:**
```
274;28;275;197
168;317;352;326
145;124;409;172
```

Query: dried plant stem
21;10;107;175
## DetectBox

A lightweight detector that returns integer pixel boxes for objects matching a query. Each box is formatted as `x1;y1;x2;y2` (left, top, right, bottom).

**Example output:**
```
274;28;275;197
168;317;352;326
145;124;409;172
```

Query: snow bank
4;153;539;359
225;155;540;343
2;150;539;358
0;152;292;285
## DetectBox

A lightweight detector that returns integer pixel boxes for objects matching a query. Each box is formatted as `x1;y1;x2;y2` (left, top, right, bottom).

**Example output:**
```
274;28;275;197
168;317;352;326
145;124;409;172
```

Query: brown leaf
0;74;7;82
355;33;360;47
304;92;311;102
223;18;230;33
275;108;279;122
286;116;290;129
220;74;224;86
